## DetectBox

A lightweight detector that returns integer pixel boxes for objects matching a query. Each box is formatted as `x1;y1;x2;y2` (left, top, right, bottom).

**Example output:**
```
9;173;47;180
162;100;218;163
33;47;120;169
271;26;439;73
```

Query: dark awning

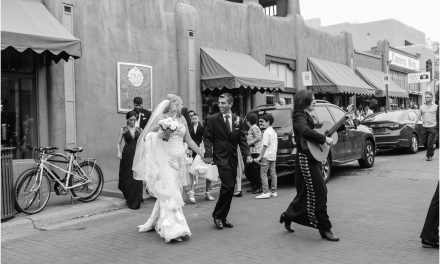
201;47;284;92
307;57;375;95
1;0;81;61
355;67;409;98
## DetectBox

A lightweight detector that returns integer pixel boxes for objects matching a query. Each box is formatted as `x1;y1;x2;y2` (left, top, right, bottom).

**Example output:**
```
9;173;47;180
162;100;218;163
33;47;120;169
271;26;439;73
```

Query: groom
204;93;251;229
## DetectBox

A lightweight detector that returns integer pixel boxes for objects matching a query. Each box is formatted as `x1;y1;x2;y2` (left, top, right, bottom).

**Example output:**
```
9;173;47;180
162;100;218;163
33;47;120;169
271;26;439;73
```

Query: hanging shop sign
117;62;152;113
408;72;431;84
389;51;420;71
302;71;312;86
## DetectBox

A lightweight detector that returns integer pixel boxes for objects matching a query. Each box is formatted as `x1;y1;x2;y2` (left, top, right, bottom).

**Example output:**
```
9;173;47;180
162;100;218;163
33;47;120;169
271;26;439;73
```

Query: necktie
225;114;231;134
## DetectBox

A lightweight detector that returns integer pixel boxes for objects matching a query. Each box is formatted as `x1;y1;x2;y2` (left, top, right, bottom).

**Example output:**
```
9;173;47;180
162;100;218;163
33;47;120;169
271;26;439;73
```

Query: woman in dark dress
279;89;339;242
117;111;143;209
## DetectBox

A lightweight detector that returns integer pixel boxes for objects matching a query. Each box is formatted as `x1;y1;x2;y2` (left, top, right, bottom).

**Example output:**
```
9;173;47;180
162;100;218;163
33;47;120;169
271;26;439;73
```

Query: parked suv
249;101;376;182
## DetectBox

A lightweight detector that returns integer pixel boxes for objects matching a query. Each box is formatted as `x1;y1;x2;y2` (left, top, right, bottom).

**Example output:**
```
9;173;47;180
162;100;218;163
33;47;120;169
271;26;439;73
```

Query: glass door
1;75;37;159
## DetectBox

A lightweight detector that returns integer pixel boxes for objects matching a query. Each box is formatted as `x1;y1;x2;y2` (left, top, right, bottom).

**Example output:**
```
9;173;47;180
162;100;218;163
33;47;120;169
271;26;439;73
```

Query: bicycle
14;146;104;214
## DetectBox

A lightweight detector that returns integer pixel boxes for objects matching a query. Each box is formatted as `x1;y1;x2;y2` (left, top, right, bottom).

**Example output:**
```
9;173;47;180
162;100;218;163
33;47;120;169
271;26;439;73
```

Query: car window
363;111;405;122
255;109;292;128
312;106;334;124
327;106;346;123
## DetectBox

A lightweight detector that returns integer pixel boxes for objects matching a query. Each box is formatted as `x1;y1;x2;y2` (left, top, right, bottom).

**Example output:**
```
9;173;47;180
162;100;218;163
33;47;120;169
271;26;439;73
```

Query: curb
1;196;126;242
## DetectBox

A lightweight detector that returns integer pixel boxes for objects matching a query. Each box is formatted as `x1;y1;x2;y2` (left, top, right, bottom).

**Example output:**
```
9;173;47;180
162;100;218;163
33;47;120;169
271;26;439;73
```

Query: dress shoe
427;156;433;161
279;213;294;232
233;191;242;197
319;230;340;242
252;188;262;194
214;218;223;229
222;219;234;228
422;239;439;248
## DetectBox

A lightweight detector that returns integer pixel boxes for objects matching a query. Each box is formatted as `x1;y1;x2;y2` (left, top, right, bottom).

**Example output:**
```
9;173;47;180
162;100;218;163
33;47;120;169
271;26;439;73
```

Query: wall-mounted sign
302;71;312;86
408;72;431;84
117;62;152;113
389;51;420;71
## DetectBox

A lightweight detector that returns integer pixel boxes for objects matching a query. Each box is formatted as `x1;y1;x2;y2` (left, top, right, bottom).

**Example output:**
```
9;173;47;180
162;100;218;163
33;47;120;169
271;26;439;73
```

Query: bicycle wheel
69;161;104;202
15;168;51;214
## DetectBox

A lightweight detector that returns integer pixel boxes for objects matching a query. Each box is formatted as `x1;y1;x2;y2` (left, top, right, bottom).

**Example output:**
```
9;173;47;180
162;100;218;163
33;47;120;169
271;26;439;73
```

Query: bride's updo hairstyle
164;94;183;114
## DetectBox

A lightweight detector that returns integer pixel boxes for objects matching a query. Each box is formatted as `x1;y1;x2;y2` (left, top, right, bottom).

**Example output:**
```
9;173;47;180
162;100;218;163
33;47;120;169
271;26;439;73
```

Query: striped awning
1;0;81;61
307;57;375;95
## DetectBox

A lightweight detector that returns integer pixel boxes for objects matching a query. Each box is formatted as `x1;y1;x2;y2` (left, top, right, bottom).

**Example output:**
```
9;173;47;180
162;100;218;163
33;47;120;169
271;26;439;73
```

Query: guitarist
279;90;340;242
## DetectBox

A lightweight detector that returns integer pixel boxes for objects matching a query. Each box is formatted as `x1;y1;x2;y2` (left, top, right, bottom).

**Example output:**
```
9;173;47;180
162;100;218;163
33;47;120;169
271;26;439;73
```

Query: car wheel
408;134;418;154
358;140;375;168
321;156;331;183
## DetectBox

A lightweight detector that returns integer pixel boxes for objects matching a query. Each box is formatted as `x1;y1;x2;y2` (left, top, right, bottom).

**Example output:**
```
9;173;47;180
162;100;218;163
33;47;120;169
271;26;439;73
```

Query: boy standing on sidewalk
255;114;278;199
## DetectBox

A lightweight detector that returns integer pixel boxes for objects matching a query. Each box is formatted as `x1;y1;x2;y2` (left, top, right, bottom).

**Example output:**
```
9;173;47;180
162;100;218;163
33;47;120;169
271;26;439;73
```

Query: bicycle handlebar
26;145;58;152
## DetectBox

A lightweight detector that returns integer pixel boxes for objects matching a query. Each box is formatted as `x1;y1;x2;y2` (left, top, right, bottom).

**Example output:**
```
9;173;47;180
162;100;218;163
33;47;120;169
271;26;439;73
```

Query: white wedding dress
133;117;191;242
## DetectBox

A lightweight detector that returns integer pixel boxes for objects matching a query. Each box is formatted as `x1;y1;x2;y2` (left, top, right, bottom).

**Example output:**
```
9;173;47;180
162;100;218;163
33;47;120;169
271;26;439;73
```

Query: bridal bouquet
158;117;179;141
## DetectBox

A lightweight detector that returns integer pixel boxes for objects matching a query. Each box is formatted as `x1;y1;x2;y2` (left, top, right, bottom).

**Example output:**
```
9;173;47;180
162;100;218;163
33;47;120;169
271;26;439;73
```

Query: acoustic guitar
306;115;349;162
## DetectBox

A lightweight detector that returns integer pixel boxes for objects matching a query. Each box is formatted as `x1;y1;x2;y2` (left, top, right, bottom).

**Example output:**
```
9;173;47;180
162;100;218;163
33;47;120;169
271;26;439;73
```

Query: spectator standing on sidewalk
279;89;339;242
416;91;439;161
244;113;263;194
116;111;143;209
254;114;278;199
420;183;439;248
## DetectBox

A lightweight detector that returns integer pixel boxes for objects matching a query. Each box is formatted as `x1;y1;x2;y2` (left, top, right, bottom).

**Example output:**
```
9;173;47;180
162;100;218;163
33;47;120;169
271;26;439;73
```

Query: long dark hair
181;107;192;125
294;89;314;112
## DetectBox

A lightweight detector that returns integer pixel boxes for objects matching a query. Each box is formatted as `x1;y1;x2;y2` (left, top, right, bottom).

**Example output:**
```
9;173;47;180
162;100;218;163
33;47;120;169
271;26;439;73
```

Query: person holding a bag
188;113;215;202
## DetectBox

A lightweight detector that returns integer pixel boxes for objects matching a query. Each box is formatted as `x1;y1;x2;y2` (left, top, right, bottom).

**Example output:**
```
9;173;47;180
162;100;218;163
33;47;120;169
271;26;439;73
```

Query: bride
132;94;204;243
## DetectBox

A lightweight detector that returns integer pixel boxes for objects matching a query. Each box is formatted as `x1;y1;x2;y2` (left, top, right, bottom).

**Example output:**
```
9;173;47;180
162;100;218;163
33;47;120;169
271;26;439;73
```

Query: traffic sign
384;74;389;84
302;71;312;86
408;72;431;84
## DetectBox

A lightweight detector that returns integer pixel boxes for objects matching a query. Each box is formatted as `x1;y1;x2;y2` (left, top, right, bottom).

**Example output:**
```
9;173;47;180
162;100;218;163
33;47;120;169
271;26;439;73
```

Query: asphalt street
1;150;439;264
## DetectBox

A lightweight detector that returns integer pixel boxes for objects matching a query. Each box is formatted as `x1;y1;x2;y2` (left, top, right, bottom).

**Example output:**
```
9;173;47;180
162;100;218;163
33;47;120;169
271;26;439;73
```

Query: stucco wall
354;51;382;70
45;0;352;182
320;19;426;51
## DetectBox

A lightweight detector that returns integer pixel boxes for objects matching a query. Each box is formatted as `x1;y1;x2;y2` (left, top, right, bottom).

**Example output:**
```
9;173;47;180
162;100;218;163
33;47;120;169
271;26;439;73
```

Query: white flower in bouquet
158;117;180;141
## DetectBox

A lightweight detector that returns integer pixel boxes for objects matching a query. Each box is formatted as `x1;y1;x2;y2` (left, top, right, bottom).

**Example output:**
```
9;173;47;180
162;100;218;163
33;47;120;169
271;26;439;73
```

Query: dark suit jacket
189;122;204;146
135;108;151;129
204;113;250;168
292;110;326;156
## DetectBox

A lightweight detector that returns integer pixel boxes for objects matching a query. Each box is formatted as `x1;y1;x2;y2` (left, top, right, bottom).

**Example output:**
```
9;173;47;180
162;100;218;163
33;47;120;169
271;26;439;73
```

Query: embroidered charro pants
283;152;332;231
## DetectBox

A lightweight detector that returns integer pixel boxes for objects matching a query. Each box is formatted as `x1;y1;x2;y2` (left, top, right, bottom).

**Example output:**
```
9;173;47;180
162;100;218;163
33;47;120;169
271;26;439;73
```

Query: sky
300;0;440;41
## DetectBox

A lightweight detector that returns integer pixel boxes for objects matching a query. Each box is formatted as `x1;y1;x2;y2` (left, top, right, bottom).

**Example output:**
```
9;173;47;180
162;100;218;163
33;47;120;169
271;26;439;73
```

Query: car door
312;106;346;163
327;106;360;160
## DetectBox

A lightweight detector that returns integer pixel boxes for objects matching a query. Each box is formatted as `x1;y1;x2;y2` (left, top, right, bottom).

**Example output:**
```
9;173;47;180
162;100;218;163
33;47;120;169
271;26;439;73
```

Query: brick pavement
1;151;438;264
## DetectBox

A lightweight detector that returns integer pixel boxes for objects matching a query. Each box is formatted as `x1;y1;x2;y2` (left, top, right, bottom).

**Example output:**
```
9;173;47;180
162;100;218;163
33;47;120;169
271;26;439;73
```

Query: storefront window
1;49;37;159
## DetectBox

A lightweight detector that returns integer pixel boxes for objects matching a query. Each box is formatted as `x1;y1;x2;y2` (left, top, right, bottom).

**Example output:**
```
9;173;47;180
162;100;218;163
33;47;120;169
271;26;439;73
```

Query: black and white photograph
1;0;439;263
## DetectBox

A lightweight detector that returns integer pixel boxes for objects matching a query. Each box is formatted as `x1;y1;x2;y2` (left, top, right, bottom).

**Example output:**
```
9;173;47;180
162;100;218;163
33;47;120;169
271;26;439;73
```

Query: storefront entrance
1;50;37;159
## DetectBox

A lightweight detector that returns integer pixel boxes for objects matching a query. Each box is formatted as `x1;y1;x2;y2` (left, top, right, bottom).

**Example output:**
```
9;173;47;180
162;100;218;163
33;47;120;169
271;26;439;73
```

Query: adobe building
312;18;438;109
309;18;426;51
2;0;369;182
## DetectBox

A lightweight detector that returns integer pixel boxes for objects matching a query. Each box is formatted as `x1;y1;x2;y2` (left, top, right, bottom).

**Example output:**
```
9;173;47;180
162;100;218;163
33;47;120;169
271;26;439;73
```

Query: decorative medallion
127;67;144;87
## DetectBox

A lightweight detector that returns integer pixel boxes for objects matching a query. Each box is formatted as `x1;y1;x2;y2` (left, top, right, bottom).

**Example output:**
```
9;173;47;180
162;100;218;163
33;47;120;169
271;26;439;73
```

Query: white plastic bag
189;155;219;182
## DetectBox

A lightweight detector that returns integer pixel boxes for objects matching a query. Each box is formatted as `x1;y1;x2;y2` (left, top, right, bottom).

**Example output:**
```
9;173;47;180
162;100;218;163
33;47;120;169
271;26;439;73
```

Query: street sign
384;74;389;84
302;71;312;86
408;72;431;84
